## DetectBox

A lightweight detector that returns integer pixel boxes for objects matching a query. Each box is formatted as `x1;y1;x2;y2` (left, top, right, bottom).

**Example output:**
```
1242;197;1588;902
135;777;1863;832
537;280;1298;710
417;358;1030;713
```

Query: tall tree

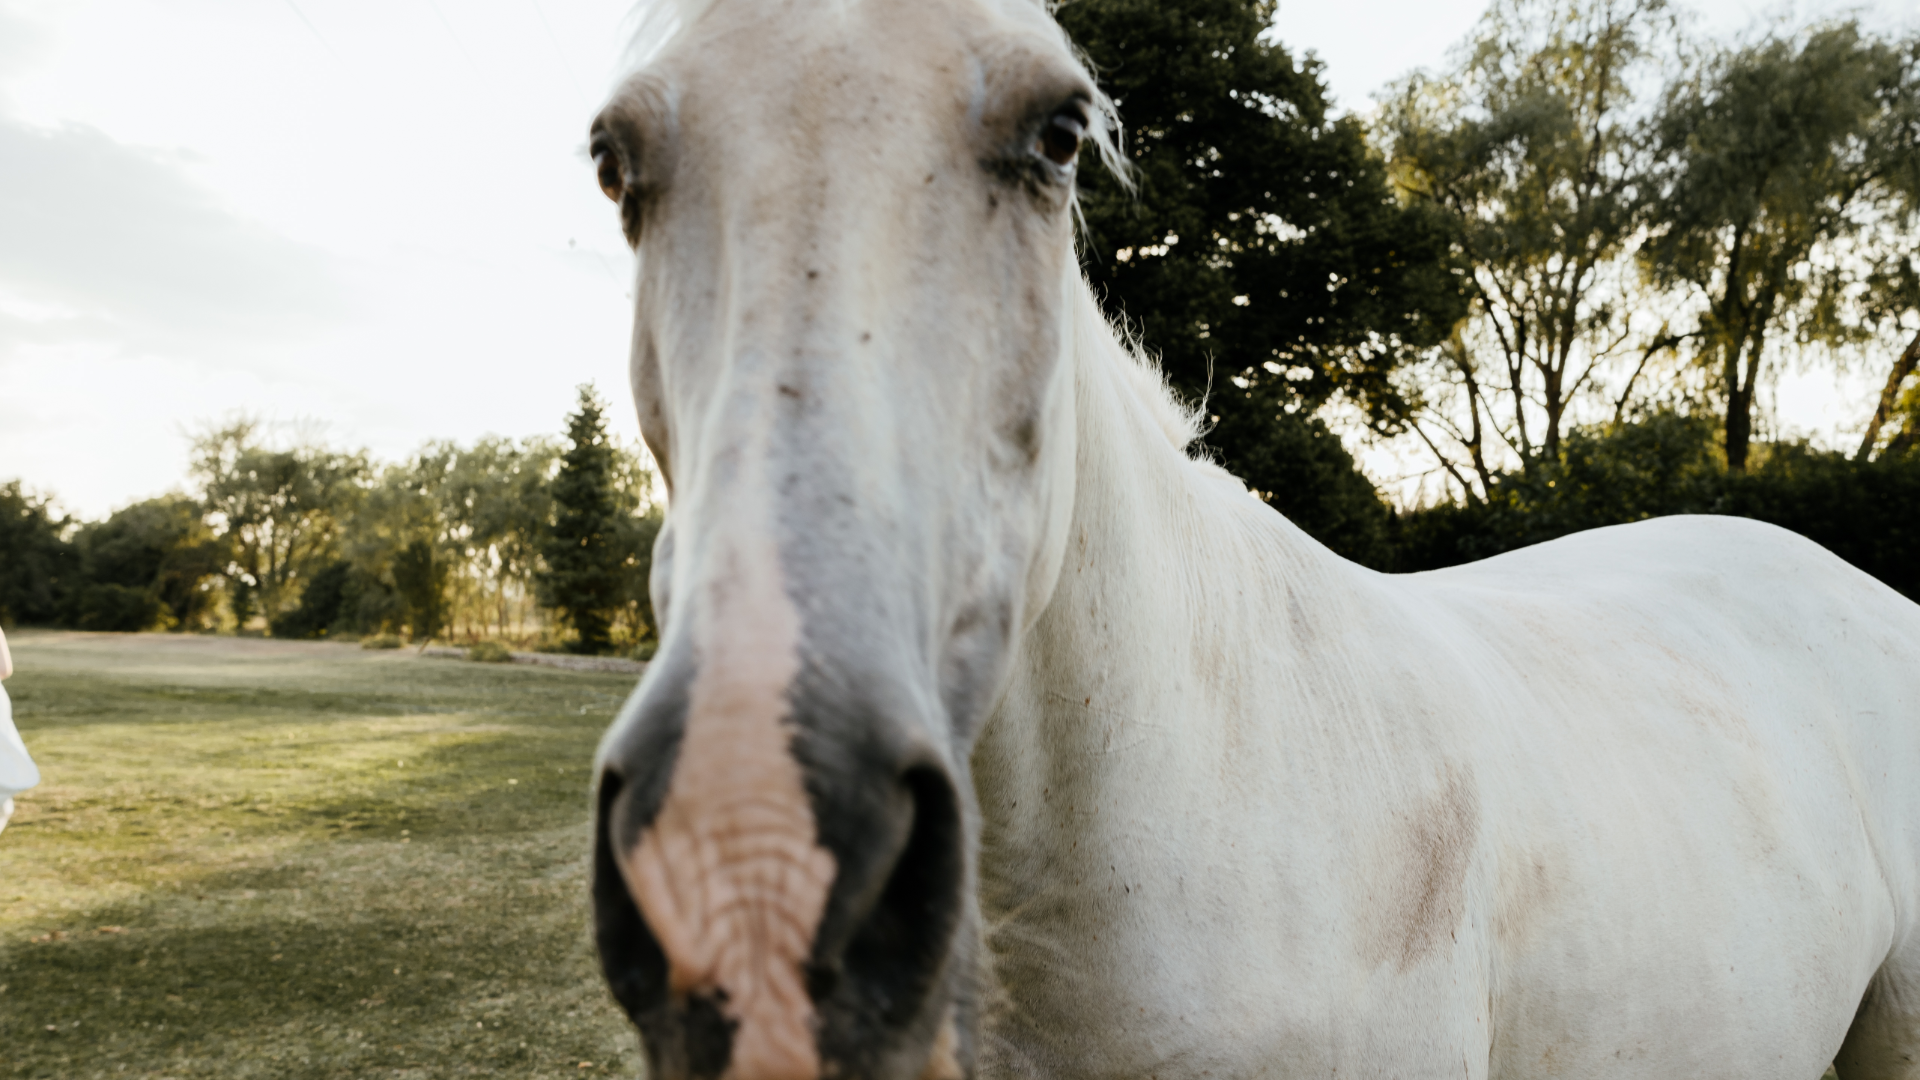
1855;36;1920;460
440;436;559;637
607;439;666;650
337;450;456;639
391;537;449;644
190;419;369;625
1383;0;1677;495
67;495;225;632
1856;255;1920;459
1056;0;1464;561
1643;22;1911;470
0;482;75;626
538;385;626;655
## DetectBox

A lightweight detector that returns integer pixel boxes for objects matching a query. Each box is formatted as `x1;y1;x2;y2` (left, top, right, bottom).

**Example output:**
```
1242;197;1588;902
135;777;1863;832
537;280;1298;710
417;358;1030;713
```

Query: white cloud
0;0;639;517
0;117;347;351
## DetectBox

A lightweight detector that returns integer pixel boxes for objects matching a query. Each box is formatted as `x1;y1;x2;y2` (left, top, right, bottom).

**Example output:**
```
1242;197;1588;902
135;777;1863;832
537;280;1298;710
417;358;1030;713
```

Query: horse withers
582;1;1920;1078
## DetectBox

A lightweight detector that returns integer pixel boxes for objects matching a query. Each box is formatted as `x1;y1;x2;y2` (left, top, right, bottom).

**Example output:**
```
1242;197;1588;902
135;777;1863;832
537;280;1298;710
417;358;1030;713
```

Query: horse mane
1073;282;1204;453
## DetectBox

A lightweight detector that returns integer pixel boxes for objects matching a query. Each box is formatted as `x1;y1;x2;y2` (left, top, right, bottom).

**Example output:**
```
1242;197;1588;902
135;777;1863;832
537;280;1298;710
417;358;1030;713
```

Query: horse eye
1037;104;1088;168
594;145;624;203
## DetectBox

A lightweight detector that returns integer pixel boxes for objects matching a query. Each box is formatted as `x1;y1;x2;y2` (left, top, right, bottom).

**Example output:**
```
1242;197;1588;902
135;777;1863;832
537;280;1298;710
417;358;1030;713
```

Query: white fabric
0;680;38;798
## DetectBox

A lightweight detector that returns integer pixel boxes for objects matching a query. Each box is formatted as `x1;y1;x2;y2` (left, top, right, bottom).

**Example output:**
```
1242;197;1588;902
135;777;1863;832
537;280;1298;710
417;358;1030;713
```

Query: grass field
0;631;645;1080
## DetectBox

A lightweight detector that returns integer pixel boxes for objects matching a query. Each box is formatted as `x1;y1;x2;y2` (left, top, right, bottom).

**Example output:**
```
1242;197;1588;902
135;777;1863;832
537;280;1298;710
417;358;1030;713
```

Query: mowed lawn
0;631;646;1080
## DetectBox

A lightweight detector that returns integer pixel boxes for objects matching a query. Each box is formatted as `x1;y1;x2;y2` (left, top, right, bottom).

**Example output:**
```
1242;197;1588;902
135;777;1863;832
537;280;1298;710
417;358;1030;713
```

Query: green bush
270;560;353;639
360;633;402;650
0;483;76;626
1395;412;1920;603
467;640;513;663
1723;444;1920;601
1395;411;1725;570
70;582;165;632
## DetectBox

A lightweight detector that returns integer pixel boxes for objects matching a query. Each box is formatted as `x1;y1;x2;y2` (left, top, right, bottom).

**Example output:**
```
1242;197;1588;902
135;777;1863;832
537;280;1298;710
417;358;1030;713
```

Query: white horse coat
583;1;1920;1077
978;287;1920;1080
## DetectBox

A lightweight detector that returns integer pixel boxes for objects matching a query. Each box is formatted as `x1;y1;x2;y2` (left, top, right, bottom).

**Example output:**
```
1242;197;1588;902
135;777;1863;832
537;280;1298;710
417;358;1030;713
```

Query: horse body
583;1;1920;1076
981;290;1920;1078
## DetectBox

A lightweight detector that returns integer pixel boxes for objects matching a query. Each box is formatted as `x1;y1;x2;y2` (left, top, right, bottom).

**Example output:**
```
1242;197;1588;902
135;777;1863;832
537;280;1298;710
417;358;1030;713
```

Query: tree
1855;37;1920;460
268;559;354;640
538;385;627;655
1644;22;1913;471
392;537;448;643
190;419;369;625
336;452;453;640
1206;403;1399;565
67;495;225;632
608;440;666;651
1055;0;1464;559
439;436;559;638
1858;302;1920;460
0;482;75;626
1383;0;1679;495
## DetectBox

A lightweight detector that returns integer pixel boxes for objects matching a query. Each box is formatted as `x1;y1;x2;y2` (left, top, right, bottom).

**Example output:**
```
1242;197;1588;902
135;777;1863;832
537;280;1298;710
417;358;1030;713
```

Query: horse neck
969;281;1398;1062
976;274;1374;879
1007;278;1366;730
962;281;1471;1076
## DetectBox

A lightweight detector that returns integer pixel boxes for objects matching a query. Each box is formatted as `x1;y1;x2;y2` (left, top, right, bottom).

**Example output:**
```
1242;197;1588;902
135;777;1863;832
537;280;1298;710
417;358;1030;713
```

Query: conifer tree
538;385;624;654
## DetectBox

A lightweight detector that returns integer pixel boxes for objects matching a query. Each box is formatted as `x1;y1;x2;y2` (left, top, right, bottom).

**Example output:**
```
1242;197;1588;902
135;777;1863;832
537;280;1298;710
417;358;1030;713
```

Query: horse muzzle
593;643;970;1080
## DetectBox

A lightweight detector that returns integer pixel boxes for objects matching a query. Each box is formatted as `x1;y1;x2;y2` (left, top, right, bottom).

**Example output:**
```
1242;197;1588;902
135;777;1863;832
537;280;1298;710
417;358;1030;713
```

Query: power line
422;0;498;105
526;0;591;103
278;0;343;63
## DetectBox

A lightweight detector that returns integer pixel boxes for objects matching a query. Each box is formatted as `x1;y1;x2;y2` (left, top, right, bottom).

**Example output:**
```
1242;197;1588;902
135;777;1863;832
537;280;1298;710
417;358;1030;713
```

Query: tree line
7;0;1917;624
0;386;662;656
1059;0;1920;596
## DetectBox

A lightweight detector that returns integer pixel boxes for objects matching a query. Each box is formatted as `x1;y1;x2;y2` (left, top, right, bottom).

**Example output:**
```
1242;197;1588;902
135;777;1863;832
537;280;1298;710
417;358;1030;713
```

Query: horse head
587;1;1110;1077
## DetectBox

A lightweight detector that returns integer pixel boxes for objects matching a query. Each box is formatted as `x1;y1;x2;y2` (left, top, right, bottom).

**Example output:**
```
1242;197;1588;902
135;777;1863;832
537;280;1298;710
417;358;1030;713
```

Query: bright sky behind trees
2;0;1916;516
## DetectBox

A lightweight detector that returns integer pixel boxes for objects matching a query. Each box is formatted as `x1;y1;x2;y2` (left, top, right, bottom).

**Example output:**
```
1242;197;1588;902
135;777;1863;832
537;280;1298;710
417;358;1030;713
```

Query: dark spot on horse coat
1364;763;1480;970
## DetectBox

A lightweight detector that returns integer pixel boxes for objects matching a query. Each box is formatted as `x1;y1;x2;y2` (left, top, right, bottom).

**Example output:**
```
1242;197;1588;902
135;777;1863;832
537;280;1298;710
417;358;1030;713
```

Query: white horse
583;0;1920;1078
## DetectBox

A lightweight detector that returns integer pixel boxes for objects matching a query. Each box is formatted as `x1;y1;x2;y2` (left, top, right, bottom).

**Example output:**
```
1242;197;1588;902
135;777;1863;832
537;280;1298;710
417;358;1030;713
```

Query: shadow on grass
3;895;637;1079
6;666;636;731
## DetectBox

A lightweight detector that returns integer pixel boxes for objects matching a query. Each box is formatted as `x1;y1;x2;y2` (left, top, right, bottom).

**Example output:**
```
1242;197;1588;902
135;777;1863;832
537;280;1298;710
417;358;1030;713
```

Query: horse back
1399;514;1920;1078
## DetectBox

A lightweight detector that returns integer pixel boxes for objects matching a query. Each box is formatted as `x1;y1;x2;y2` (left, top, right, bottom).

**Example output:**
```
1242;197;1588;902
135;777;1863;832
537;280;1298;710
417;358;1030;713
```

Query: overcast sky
3;0;1917;517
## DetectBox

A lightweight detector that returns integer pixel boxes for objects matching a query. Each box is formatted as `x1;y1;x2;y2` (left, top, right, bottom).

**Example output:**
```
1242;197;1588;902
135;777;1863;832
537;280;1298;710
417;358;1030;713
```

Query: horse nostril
593;771;669;1017
594;715;967;1080
596;768;743;1080
827;766;965;1033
